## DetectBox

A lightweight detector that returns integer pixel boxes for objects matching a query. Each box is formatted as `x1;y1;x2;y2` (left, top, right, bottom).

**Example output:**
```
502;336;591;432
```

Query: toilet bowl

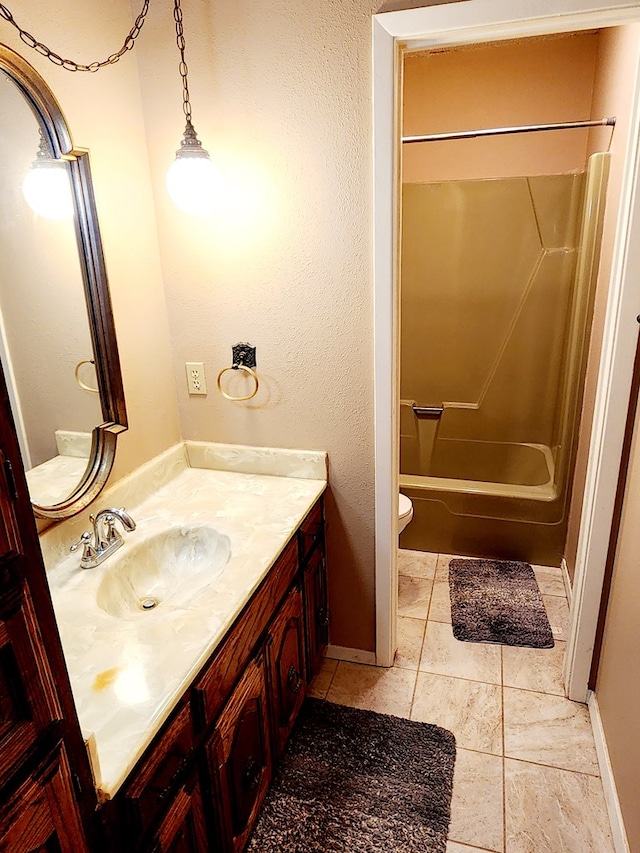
398;493;414;534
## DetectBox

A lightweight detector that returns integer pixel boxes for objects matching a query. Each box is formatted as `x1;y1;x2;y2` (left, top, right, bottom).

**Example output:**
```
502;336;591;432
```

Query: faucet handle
70;531;97;563
101;514;120;545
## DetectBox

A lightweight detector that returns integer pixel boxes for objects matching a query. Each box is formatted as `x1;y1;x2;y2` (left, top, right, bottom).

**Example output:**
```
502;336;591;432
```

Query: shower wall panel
400;174;585;452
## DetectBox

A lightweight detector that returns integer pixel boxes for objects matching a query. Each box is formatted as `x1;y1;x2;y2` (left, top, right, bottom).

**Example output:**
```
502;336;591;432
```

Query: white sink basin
95;525;231;618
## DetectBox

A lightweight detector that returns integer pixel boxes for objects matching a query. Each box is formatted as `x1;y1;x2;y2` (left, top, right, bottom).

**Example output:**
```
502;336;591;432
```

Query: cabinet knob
286;665;302;695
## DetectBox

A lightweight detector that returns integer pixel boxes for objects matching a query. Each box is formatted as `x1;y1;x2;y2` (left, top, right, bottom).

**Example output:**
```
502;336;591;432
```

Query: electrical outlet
185;362;207;396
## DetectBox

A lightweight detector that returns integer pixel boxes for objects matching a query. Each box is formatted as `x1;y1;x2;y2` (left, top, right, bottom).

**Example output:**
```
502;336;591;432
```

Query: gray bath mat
248;698;456;853
449;558;554;648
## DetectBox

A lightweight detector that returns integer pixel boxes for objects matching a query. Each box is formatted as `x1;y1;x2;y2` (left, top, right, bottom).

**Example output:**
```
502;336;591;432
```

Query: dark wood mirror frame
0;43;127;519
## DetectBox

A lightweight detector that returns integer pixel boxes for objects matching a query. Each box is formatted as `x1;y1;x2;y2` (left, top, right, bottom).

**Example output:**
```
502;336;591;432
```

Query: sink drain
139;597;159;611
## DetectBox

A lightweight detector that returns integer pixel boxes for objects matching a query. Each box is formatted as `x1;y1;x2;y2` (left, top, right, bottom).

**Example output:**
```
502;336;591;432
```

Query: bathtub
399;438;567;566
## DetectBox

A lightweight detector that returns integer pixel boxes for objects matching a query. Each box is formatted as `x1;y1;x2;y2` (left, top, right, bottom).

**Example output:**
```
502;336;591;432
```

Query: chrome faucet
70;507;136;569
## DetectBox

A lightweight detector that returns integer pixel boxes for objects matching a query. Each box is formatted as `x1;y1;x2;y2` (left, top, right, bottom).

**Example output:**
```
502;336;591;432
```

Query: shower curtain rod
402;116;616;144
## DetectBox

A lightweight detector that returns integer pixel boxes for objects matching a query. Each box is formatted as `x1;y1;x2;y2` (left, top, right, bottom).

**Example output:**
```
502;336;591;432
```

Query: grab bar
412;405;444;419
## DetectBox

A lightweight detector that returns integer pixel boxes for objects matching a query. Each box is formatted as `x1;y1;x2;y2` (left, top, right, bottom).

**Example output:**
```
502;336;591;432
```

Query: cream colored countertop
42;442;326;801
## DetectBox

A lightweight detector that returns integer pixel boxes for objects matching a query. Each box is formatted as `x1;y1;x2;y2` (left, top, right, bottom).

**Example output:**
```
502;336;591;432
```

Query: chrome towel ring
216;343;259;402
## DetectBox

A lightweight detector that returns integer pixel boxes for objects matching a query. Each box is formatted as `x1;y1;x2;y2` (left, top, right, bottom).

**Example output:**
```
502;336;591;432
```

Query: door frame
372;0;640;698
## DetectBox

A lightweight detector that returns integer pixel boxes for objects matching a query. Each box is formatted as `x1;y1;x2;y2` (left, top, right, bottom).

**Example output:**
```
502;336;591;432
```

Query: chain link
0;0;150;72
173;0;191;125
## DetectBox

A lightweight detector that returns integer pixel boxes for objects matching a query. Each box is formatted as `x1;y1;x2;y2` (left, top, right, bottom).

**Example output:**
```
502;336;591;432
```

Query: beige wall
132;0;381;652
0;1;181;494
3;0;432;655
564;25;640;581
403;34;599;182
595;393;640;851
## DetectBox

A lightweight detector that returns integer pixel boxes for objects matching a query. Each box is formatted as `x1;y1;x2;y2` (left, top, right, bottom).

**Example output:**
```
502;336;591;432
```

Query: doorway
372;1;640;703
399;35;611;570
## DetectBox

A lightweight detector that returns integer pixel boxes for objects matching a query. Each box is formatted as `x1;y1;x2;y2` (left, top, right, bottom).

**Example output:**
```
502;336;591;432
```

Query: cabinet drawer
0;741;88;852
203;651;272;853
121;703;194;840
0;580;62;788
266;584;306;757
298;499;324;565
192;538;298;732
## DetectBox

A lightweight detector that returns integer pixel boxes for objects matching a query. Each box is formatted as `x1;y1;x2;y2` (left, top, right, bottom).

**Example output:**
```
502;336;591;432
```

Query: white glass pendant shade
166;152;220;216
22;160;74;221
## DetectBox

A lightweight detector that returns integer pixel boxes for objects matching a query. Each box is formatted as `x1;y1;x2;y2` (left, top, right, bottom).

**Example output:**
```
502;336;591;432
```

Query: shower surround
399;154;609;565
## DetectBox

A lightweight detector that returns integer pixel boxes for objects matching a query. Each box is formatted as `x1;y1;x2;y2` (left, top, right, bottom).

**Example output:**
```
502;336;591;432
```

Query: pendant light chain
173;0;192;128
0;0;150;72
171;0;208;156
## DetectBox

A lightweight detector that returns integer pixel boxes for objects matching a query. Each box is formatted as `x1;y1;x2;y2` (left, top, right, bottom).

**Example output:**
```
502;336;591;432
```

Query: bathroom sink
95;525;231;619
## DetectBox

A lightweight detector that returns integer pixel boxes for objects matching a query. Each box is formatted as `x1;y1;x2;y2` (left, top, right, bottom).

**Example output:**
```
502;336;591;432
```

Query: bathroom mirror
0;43;127;519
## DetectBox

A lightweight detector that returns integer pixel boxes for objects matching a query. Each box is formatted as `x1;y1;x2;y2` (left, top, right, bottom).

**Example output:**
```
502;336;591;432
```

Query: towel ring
75;359;99;394
216;364;259;401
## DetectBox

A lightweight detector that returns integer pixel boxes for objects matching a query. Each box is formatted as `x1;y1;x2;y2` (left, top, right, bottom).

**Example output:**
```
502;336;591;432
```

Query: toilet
398;493;414;534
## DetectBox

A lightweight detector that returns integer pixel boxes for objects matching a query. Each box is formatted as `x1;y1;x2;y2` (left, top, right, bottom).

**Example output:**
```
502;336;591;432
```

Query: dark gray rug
449;558;554;648
247;698;456;853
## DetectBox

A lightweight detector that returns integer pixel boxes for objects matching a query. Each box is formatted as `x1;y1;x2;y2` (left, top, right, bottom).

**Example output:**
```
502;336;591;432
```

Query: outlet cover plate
186;362;207;396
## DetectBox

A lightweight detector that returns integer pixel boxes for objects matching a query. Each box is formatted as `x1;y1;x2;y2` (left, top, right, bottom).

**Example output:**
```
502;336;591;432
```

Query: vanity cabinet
0;396;96;850
0;741;88;852
147;770;208;853
120;702;195;841
299;501;328;678
266;583;306;757
203;650;273;852
106;497;326;853
0;580;62;789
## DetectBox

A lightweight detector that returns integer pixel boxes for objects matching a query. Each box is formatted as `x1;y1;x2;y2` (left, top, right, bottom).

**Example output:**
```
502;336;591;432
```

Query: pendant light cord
0;0;150;72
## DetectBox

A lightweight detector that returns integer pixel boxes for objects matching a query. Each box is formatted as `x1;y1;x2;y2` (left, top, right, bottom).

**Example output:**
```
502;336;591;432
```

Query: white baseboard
325;645;377;665
588;692;630;853
561;557;573;606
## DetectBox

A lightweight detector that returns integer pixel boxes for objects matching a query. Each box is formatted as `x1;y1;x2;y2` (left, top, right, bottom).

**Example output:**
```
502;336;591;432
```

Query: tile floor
309;550;615;853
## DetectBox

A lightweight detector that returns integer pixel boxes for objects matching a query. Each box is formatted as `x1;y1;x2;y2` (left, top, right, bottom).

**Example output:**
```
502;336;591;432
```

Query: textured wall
133;0;381;652
595;394;640;852
403;34;599;182
0;1;181;494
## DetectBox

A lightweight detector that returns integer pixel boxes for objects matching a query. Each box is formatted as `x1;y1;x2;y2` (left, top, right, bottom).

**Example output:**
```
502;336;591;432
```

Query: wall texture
403;34;599;182
0;1;181;493
133;0;382;652
595;393;640;852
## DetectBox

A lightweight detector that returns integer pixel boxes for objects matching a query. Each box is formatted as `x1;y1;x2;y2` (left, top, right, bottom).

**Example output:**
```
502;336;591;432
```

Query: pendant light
166;0;219;215
22;130;74;221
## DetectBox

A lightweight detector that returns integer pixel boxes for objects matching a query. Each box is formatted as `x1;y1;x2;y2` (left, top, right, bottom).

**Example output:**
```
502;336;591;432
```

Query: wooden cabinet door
0;450;21;579
148;771;209;853
0;580;62;788
120;703;194;842
303;546;329;679
204;652;272;853
0;742;89;852
266;584;306;757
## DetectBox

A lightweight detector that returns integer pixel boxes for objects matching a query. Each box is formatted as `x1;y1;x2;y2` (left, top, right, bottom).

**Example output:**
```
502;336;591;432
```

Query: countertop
42;442;326;800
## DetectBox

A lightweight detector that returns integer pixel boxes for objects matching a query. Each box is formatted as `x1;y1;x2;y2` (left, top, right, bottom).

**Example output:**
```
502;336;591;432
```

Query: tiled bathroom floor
309;550;615;853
